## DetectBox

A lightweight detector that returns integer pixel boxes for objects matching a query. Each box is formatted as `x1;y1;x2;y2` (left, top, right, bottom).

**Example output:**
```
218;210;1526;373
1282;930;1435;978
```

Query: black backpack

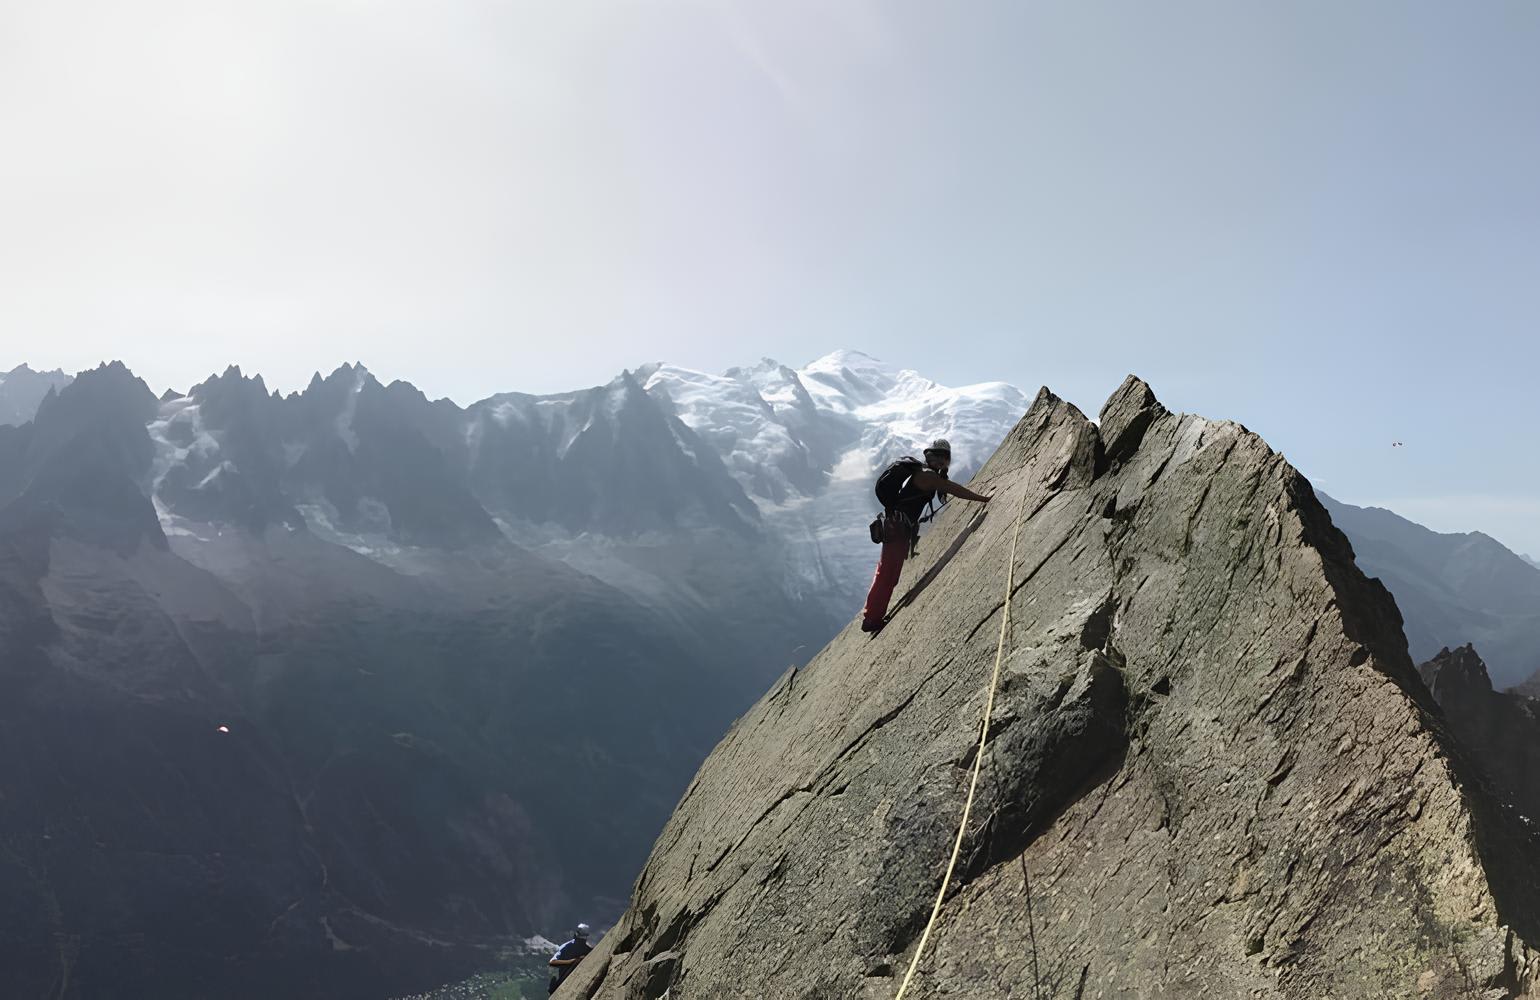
874;457;925;510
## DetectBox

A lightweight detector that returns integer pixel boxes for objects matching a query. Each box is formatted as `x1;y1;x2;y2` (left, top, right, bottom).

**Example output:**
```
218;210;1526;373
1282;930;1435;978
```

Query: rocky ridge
1419;645;1540;828
1321;495;1540;689
566;377;1540;999
0;363;72;426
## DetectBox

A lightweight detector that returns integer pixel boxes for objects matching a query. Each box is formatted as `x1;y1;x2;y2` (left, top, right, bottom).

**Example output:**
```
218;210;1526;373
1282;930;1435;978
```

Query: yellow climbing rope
893;487;1029;1000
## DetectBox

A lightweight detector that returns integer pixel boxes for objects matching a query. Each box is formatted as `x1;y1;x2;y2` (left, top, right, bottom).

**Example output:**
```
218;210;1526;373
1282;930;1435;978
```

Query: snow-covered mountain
1526;553;1540;570
466;370;759;541
642;349;1031;603
0;363;72;425
137;350;1026;652
643;350;1026;503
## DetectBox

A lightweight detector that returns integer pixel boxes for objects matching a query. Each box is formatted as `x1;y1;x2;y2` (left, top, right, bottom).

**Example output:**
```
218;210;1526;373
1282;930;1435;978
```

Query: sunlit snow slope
643;350;1030;603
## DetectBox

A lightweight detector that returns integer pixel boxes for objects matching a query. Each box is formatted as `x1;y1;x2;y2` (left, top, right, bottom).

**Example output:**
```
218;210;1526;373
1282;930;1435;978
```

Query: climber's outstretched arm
943;481;991;504
911;471;990;504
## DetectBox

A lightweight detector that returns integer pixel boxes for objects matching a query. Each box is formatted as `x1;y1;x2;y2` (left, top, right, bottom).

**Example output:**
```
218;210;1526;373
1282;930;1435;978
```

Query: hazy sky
2;1;1538;552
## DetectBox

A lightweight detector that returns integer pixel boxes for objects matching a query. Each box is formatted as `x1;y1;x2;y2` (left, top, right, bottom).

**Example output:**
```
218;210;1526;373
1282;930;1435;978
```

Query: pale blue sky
1;2;1537;552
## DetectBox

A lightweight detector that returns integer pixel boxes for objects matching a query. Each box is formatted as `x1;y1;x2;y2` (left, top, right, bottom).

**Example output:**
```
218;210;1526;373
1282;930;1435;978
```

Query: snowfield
643;350;1030;604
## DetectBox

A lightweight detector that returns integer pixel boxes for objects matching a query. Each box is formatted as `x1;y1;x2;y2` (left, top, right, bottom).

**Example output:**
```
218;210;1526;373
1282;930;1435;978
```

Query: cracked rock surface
565;378;1540;1000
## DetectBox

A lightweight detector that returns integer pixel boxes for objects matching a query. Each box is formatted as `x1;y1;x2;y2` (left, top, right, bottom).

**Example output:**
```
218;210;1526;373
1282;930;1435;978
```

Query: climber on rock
861;438;990;633
548;923;592;994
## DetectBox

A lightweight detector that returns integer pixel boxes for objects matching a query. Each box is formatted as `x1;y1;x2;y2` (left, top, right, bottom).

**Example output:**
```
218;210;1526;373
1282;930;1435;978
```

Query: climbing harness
870;502;945;558
893;485;1030;1000
871;457;949;554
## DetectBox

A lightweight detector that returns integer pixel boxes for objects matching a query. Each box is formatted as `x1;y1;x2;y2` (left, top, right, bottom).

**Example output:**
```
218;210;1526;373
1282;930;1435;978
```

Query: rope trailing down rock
893;485;1031;1000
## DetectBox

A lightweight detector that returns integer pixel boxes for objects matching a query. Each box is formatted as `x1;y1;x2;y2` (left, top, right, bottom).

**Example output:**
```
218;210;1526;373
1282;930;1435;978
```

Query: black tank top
892;468;940;523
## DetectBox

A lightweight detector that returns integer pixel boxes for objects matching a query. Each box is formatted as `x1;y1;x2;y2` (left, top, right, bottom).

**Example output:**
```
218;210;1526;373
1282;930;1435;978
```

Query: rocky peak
293;362;375;412
3;363;68;378
190;365;276;424
1415;645;1540;870
797;348;905;410
616;367;646;395
0;363;74;426
36;361;158;424
1;362;164;554
465;370;759;539
640;362;826;505
1097;373;1166;463
1420;644;1495;700
567;378;1540;999
199;363;264;390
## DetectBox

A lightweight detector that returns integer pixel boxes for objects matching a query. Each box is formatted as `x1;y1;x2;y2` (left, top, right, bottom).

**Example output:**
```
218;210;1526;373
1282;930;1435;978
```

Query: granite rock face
567;378;1540;1000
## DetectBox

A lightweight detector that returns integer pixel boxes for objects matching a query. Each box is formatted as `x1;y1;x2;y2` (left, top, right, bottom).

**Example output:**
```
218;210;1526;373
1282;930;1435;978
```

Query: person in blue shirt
548;924;592;994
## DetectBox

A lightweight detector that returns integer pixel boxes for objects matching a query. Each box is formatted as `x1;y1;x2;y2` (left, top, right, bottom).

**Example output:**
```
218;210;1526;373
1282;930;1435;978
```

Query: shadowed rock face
566;378;1540;1000
1420;645;1540;827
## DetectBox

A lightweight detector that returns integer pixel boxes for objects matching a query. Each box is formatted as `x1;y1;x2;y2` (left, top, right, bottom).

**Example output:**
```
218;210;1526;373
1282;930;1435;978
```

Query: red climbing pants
862;520;912;628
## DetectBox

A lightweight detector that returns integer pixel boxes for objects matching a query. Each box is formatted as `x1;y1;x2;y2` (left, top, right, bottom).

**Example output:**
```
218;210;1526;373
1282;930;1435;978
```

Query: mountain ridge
1417;645;1540;844
0;363;74;426
1318;493;1540;688
12;353;1540;696
565;376;1540;999
0;363;751;999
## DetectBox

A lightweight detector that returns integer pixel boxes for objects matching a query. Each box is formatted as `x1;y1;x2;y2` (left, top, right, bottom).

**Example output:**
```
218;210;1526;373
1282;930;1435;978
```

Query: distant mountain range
0;362;757;999
0;363;71;425
3;351;1538;999
1318;495;1540;689
18;357;1529;679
